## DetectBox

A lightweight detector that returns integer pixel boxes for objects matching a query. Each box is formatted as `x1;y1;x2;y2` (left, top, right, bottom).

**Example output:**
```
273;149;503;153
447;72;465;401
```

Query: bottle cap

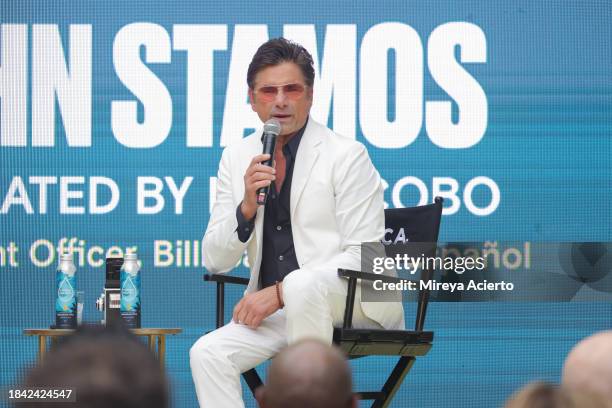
125;251;137;261
60;252;73;261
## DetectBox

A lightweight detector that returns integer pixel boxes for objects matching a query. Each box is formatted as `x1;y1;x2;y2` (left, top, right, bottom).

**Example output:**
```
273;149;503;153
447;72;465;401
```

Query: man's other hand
232;284;282;329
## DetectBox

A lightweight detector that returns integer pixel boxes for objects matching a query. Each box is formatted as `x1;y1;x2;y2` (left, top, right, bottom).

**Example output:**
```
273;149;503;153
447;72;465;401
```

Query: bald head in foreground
505;382;612;408
563;330;612;401
256;339;358;408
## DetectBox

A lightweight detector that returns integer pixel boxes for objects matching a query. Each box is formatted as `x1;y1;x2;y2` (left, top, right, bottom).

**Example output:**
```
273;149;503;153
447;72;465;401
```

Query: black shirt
235;121;307;288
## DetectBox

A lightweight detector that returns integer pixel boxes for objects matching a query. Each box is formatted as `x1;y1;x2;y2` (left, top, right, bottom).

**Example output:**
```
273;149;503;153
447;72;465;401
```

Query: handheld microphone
256;118;281;205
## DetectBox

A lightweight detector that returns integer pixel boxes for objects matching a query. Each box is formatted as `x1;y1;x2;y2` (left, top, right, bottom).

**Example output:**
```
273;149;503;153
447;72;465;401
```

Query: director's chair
204;197;443;407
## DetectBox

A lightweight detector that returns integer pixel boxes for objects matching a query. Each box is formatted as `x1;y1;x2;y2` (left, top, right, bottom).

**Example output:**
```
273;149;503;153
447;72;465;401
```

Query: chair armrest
337;269;404;285
203;274;249;286
203;274;249;328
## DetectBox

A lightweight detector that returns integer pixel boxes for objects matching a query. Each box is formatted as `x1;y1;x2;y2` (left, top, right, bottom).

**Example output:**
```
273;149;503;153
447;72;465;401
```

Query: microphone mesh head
263;118;281;136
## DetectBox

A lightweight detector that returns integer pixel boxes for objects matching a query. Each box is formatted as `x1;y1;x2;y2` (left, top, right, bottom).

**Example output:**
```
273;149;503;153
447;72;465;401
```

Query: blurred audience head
505;381;611;408
16;324;169;408
256;338;357;408
563;330;612;401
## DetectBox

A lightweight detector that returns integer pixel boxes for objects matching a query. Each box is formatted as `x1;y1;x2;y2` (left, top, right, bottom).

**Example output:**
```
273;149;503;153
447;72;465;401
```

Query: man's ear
248;88;256;111
255;386;266;407
306;85;314;101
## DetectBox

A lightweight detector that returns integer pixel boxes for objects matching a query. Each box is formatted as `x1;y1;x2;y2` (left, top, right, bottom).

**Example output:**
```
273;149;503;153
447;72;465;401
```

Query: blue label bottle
120;252;141;328
56;252;77;328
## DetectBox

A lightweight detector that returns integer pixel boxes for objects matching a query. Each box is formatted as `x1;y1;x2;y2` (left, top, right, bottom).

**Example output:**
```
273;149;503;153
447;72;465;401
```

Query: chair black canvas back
384;197;443;244
383;197;443;331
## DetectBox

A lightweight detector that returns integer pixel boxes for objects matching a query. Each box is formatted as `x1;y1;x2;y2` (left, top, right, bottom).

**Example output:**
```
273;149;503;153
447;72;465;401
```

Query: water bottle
56;252;77;329
120;252;141;328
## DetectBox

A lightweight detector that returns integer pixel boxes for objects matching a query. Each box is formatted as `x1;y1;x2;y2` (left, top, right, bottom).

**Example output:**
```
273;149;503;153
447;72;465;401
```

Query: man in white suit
190;38;403;408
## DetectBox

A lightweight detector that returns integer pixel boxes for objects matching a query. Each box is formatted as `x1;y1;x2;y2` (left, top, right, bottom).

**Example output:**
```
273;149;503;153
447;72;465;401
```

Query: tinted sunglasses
254;83;307;102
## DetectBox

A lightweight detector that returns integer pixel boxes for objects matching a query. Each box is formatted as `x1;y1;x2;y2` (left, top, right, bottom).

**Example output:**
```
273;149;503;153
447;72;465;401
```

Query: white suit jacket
202;118;404;330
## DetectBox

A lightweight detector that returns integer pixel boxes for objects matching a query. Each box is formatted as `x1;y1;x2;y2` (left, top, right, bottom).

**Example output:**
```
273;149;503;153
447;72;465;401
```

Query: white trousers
190;267;383;408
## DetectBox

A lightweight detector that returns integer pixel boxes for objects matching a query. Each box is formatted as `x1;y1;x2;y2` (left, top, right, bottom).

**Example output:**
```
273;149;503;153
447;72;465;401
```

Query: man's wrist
240;201;257;221
236;202;256;243
275;281;284;309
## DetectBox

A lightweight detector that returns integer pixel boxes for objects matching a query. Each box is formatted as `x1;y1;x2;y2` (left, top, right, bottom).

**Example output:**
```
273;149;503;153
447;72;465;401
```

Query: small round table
24;328;182;369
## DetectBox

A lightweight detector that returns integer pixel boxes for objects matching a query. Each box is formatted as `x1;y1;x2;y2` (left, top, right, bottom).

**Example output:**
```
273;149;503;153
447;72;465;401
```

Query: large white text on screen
1;22;487;149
